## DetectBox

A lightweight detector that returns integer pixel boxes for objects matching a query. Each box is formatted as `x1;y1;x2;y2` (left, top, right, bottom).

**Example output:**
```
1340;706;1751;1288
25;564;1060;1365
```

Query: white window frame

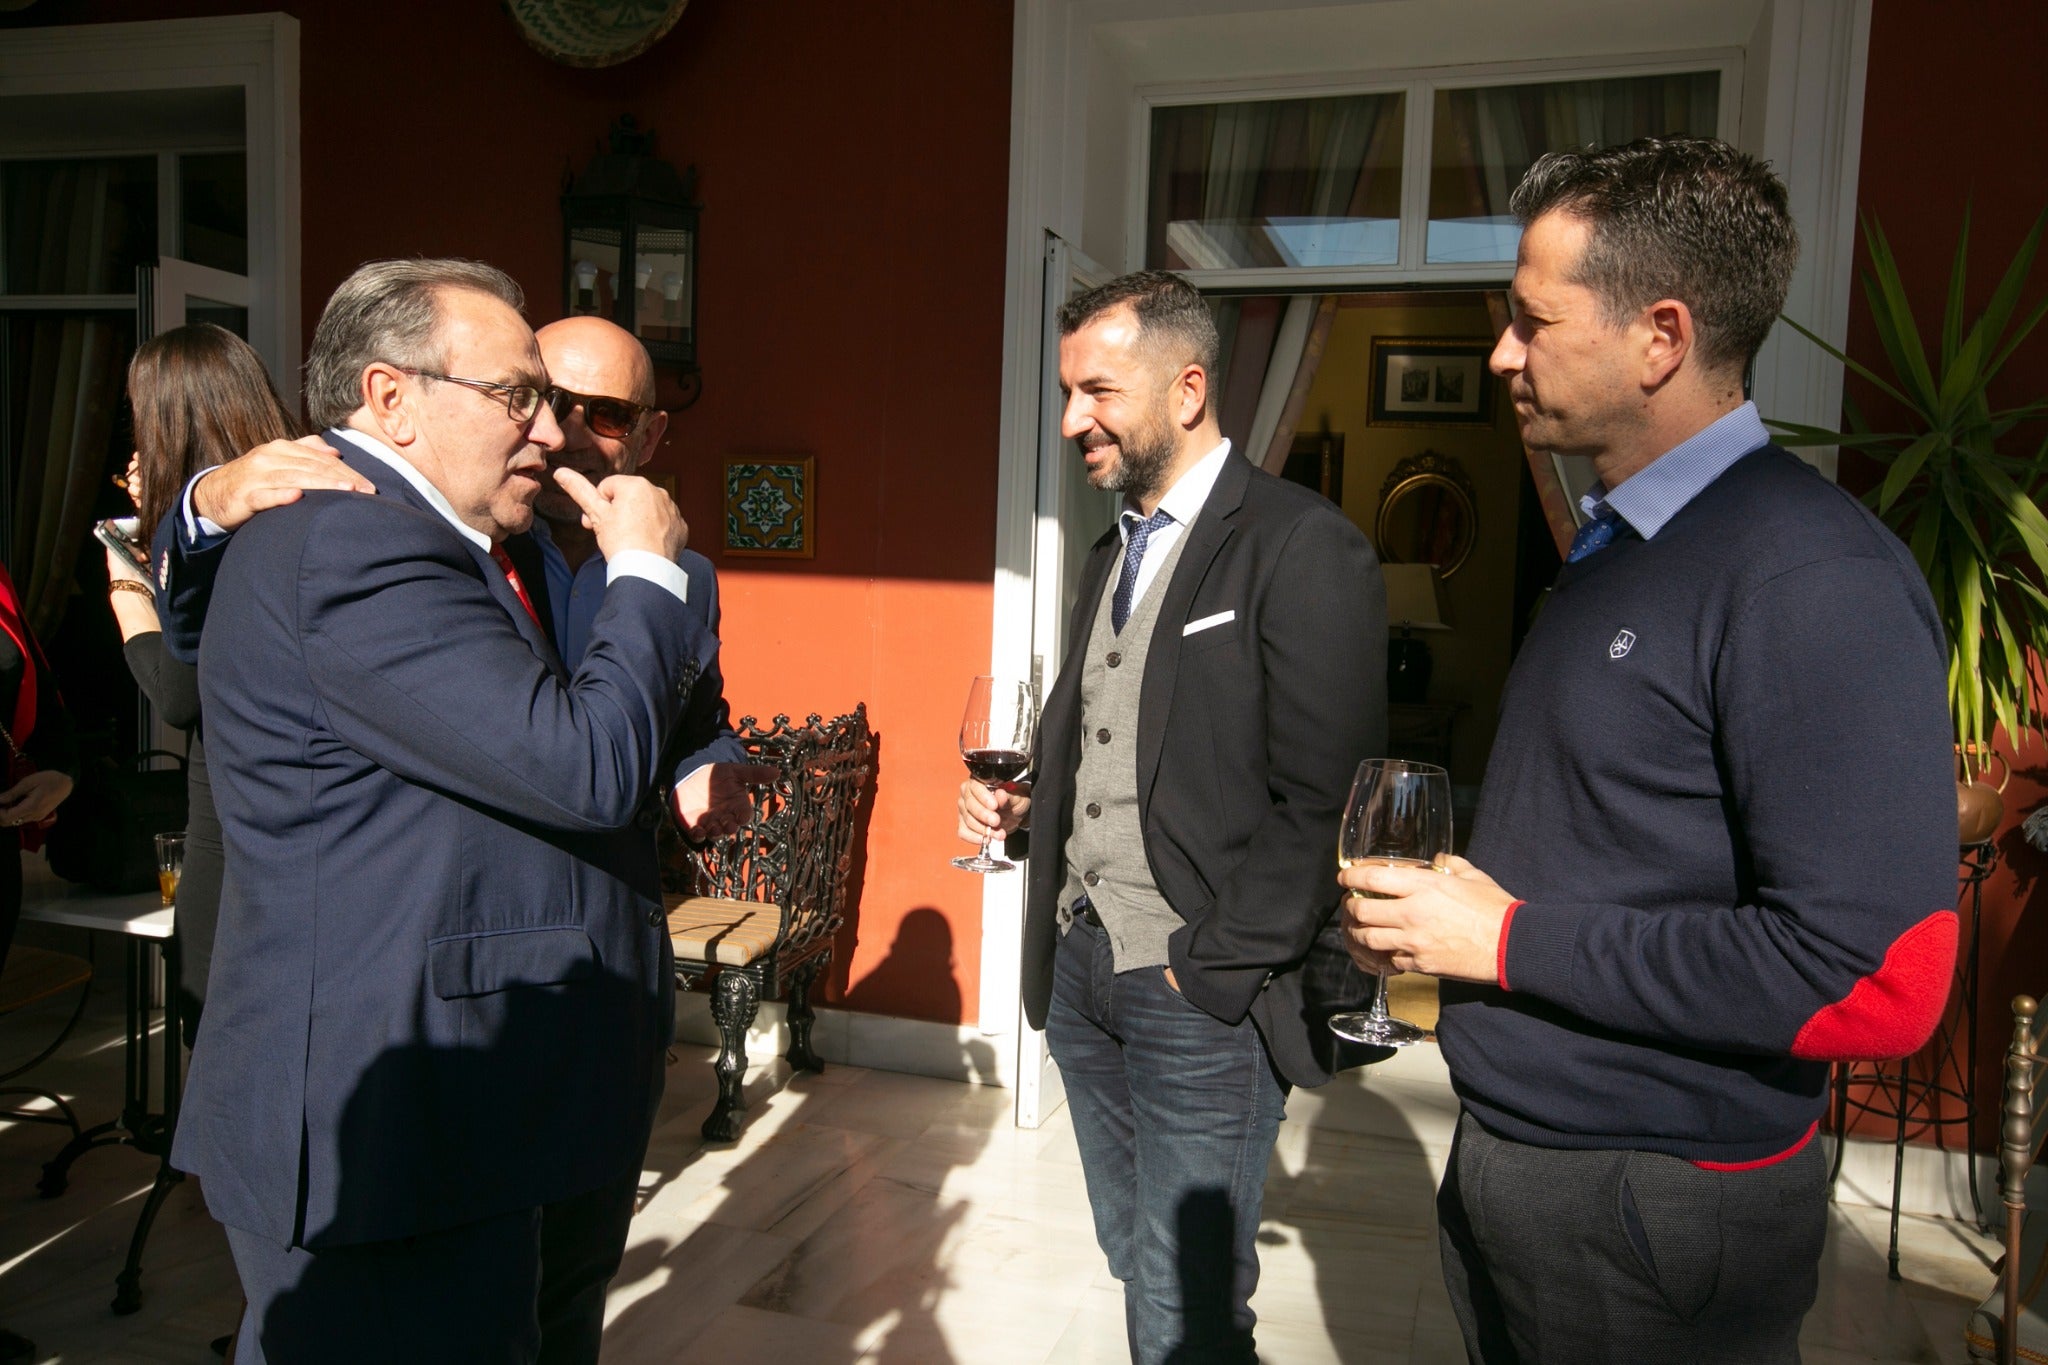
1126;49;1743;291
0;14;301;407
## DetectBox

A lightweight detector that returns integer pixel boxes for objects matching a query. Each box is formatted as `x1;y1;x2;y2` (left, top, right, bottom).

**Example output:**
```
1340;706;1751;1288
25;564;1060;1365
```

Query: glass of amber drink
155;831;185;907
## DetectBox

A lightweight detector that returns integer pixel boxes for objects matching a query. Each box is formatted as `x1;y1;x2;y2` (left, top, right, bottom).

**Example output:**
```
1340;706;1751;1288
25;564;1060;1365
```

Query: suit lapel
1136;454;1249;808
331;433;568;680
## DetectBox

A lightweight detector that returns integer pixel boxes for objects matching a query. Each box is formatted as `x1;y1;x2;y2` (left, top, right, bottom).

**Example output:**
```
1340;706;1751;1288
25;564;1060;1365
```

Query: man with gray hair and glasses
154;258;704;1361
1339;138;1956;1360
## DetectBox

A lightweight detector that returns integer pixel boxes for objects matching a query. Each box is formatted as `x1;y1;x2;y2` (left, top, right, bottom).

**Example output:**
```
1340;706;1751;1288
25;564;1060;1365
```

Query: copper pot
1957;743;2010;846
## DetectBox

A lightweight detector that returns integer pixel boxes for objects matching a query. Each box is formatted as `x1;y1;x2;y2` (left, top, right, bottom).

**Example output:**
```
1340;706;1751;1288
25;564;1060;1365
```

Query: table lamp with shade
1383;562;1450;704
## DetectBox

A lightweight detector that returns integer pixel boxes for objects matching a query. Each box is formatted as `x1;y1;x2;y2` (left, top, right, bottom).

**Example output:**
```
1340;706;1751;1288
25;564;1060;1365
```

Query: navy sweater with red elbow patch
1438;445;1957;1167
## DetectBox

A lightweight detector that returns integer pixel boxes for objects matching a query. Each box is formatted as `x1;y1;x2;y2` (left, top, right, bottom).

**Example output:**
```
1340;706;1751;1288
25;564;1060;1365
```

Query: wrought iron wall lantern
562;116;701;408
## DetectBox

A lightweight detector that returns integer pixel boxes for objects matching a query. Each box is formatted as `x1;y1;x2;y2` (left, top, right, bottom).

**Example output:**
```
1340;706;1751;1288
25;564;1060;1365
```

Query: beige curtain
7;161;129;636
1181;94;1397;464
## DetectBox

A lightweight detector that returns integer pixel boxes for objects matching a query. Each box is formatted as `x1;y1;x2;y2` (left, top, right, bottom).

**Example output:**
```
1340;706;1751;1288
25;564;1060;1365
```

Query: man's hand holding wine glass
1338;853;1519;984
956;779;1031;846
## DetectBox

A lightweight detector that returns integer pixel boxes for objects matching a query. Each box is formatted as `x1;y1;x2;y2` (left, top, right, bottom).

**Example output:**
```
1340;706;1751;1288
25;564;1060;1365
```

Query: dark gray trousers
227;1208;543;1364
1437;1111;1828;1364
227;1172;639;1365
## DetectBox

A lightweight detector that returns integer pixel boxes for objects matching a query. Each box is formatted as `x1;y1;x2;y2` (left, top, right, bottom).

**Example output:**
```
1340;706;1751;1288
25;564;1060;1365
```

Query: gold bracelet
108;580;154;599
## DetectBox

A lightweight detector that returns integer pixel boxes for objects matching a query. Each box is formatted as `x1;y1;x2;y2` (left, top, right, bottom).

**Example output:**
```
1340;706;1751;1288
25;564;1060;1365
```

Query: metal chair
0;945;93;1186
661;706;873;1141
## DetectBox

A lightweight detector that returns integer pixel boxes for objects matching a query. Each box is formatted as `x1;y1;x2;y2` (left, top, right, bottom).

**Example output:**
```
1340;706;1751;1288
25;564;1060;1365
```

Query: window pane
187;298;249;338
1428;72;1720;264
1149;93;1405;270
2;156;157;293
178;151;248;275
634;226;693;349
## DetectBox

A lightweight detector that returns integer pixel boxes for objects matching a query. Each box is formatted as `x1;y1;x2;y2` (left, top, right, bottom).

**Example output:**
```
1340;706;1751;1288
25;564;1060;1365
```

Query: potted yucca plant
1771;209;2048;842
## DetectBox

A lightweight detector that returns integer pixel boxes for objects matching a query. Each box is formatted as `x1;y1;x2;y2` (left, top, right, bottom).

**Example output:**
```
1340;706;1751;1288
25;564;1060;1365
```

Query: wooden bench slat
665;894;785;968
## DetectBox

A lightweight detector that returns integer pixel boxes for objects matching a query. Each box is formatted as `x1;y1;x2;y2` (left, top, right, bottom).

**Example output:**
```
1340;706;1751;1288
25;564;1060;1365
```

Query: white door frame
980;0;1873;1102
0;14;303;408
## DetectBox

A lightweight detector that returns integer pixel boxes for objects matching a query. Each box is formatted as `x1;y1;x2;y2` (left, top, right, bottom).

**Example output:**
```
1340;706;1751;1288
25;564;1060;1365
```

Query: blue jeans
1045;913;1286;1365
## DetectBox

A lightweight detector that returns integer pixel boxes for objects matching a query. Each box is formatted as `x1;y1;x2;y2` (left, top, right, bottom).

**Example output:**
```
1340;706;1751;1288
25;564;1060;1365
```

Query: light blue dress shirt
1581;401;1771;538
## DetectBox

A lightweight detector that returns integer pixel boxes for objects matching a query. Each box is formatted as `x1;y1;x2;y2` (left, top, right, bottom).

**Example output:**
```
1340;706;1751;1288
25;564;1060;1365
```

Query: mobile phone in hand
94;517;148;570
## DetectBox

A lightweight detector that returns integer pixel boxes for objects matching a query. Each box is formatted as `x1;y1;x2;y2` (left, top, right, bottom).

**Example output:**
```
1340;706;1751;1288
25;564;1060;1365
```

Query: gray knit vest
1058;527;1192;970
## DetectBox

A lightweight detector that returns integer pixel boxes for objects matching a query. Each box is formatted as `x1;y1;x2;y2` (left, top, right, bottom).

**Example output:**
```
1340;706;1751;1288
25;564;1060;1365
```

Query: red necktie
490;547;542;629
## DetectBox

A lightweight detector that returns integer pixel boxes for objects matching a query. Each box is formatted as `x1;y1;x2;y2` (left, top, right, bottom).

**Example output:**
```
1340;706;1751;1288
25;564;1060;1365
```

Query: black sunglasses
546;387;652;440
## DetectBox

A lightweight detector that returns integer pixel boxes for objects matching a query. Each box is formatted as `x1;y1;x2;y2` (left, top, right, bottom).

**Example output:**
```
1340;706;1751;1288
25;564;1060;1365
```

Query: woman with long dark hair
106;322;299;1045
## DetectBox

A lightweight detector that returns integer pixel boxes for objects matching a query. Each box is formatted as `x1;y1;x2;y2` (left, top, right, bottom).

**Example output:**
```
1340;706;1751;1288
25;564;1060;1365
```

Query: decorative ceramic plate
506;0;689;68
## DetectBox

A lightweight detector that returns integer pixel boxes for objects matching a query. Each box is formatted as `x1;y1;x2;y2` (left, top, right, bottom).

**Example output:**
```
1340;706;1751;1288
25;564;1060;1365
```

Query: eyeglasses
402;370;549;425
546;387;652;440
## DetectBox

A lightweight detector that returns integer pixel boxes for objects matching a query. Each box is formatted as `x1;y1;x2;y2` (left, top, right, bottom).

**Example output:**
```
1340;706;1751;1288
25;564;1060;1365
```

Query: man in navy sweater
1342;137;1957;1361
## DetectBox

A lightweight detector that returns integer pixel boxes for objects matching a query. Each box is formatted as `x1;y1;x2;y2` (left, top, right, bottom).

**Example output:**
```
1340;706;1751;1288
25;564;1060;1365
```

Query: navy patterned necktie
1111;508;1175;633
1565;507;1623;564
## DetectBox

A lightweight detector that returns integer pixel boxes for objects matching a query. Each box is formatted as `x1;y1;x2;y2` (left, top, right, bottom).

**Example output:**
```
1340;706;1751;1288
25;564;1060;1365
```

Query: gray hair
304;258;526;429
1057;269;1220;383
1509;136;1800;377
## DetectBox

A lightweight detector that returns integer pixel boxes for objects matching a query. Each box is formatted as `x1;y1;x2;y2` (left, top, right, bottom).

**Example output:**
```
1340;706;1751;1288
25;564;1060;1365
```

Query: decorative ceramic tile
723;456;814;558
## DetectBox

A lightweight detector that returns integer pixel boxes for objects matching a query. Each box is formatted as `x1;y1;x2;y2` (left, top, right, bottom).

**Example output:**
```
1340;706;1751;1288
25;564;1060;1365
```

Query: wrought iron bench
660;706;872;1141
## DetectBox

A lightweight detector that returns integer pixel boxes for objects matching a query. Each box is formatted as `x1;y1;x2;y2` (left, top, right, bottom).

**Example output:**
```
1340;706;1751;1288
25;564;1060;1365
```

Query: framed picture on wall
1368;337;1496;427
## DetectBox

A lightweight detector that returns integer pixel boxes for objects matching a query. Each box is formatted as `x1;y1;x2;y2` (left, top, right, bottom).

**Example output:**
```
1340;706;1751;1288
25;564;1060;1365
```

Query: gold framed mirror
1376;451;1478;579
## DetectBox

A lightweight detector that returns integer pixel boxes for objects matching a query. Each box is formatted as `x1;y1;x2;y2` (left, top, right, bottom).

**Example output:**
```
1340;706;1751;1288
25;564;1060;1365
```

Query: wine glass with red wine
1329;758;1451;1048
952;675;1035;873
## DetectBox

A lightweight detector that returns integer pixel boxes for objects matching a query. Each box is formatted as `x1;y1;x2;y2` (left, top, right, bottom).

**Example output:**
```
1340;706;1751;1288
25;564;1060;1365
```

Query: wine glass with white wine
1329;758;1452;1048
951;676;1035;873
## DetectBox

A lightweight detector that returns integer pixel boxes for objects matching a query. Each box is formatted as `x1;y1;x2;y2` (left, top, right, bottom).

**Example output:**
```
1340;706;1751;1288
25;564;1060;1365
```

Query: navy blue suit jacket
165;436;710;1248
503;532;748;781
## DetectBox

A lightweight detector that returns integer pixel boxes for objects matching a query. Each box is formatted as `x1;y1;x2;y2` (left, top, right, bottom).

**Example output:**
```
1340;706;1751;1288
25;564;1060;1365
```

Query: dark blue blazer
165;436;710;1249
502;533;748;779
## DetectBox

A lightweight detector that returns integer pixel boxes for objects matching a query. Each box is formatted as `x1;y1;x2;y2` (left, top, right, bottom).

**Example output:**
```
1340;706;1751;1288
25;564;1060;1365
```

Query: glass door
142;255;251;339
1014;232;1119;1131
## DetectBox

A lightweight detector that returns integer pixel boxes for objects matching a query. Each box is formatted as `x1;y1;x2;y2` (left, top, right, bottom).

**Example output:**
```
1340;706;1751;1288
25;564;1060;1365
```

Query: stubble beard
1087;418;1177;504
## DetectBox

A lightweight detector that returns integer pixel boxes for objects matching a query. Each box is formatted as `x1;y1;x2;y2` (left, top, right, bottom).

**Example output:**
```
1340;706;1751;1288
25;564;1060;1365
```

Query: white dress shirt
1115;438;1234;609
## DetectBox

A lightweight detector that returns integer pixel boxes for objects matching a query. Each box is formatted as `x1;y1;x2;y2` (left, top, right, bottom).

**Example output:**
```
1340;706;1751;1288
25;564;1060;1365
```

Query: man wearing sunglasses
507;316;750;838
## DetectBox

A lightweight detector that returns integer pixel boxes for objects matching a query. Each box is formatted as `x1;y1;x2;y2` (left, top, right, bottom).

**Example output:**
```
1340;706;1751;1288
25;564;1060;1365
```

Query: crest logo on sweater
1609;629;1636;659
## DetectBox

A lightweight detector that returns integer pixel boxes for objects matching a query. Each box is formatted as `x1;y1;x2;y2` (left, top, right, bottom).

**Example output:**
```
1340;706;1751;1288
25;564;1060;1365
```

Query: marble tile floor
0;981;2001;1364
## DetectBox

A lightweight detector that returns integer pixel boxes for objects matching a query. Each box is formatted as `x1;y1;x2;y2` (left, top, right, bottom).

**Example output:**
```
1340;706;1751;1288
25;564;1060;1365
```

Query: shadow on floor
601;908;996;1363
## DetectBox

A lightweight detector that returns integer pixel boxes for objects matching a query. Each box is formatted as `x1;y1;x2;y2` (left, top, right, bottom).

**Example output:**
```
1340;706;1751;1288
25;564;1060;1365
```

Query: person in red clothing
1341;138;1957;1363
0;560;75;974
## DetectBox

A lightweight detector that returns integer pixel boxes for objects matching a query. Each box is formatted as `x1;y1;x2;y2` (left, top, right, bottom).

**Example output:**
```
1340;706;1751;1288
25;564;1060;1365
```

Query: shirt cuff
181;466;229;543
605;550;689;604
669;763;713;821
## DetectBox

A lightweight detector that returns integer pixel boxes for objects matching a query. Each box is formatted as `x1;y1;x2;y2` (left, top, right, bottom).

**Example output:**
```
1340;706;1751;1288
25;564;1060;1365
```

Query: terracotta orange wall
5;0;1016;1025
1848;0;2048;1145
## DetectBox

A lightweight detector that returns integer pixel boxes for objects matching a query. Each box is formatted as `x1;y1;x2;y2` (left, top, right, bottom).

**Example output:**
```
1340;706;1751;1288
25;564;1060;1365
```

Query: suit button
1096;728;1111;744
647;908;663;928
1085;802;1101;818
1105;651;1121;668
1083;871;1100;887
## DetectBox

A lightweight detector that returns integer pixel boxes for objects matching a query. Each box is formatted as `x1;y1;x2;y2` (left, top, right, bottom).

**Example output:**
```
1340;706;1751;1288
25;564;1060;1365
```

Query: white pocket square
1182;610;1236;637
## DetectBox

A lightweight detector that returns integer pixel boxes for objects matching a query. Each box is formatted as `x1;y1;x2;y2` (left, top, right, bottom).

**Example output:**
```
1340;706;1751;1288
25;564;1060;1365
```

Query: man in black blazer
160;259;703;1362
959;271;1385;1362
